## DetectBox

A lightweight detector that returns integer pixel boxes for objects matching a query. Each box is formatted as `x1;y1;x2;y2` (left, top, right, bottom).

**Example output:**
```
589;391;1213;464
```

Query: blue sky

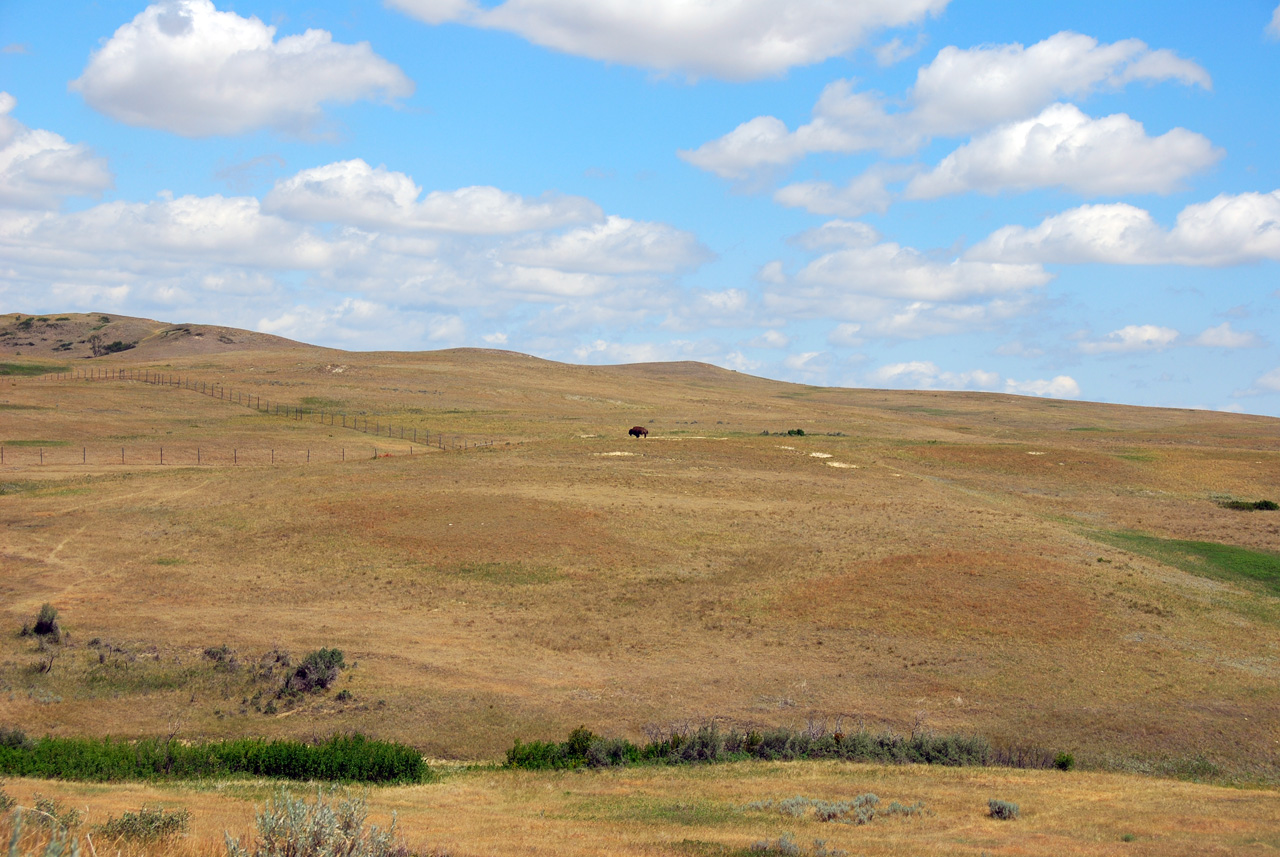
2;1;1279;415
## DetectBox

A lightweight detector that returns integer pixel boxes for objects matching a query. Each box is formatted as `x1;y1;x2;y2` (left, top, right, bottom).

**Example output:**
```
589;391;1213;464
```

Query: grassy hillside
1;324;1278;788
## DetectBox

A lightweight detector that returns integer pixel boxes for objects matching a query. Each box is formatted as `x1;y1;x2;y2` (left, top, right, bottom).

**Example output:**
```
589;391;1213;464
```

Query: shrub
988;799;1019;821
93;807;190;841
787;429;805;436
25;605;62;642
1220;499;1279;511
31;796;82;830
286;649;345;694
224;788;407;857
1255;500;1279;511
1054;752;1075;771
0;780;13;812
0;729;33;751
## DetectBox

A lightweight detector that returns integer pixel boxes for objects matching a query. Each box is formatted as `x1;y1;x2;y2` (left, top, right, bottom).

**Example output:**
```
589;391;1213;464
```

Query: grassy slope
1;339;1279;788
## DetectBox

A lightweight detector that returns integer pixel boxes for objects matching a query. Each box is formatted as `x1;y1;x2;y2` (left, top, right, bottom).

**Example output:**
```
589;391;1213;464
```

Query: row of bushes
506;724;1048;770
0;732;426;784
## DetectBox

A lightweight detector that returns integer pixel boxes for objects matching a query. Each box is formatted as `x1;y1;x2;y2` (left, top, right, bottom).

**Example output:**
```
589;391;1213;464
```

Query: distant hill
0;311;302;361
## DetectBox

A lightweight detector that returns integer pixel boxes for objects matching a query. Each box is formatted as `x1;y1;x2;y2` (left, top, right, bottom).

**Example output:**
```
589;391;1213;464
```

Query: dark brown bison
629;426;649;438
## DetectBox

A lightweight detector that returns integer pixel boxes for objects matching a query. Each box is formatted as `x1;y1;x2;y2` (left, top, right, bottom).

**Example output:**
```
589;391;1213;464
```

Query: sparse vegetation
21;605;63;644
284;648;345;695
224;788;408;857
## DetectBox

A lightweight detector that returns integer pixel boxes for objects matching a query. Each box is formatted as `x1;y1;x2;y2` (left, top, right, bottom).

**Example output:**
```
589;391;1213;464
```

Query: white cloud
868;360;1079;398
827;323;863;347
482;332;509;345
1253;367;1280;393
749;329;790;348
389;0;950;81
1005;376;1081;398
794;242;1050;302
1270;5;1280;38
1078;324;1179;354
775;170;896;217
790;220;881;250
0;93;112;209
264;159;601;234
71;0;413;137
969;190;1280;266
681;32;1210;177
905;103;1221;198
1193;322;1261;348
500;215;712;274
572;338;686;363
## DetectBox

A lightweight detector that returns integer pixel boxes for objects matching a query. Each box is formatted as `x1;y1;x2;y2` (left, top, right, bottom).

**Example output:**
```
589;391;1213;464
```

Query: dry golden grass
2;330;1279;791
4;762;1280;857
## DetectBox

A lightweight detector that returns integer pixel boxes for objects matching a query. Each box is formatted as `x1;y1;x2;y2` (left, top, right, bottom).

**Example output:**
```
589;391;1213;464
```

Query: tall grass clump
0;734;426;784
507;722;1032;771
93;807;190;842
224;788;407;857
3;811;80;857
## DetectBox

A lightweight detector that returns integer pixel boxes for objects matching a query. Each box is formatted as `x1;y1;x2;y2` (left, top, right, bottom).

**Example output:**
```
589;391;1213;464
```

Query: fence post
121;447;124;464
83;447;86;464
342;447;345;461
160;447;163;465
198;448;200;465
271;449;274;464
234;449;237;465
39;448;43;465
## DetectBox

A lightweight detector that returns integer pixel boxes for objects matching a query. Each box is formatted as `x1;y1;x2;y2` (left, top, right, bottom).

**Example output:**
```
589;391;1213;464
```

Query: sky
2;1;1280;415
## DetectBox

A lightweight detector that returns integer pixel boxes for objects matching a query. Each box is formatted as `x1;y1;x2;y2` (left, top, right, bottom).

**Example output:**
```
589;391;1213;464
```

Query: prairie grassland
1;345;1279;787
4;762;1280;857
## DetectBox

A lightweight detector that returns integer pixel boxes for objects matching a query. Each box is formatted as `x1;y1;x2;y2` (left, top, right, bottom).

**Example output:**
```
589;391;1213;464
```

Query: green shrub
0;729;33;751
30;796;81;830
26;605;62;642
1254;500;1279;511
787;429;805;436
988;799;1019;820
224;788;407;857
93;807;190;841
1053;752;1075;771
0;733;426;784
286;649;345;694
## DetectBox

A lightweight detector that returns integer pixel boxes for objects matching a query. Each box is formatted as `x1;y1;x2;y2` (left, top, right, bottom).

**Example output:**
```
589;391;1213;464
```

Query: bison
629;426;649;439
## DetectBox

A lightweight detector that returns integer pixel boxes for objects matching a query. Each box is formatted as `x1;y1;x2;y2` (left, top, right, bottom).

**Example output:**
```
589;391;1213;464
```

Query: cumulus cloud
969;190;1280;266
264;159;601;234
0;93;112;209
749;329;790;348
681;32;1210;177
867;360;1079;398
1078;324;1179;354
775;169;898;217
790;219;881;250
1253;367;1280;393
905;103;1221;198
793;242;1050;303
389;0;949;81
1192;322;1261;348
71;0;413;137
500;215;712;274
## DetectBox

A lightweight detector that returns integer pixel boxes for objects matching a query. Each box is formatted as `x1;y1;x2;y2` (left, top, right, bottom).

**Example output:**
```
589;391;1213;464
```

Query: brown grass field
2;312;1279;854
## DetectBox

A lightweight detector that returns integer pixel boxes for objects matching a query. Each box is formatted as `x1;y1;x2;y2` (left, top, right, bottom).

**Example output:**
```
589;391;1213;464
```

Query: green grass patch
0;361;66;376
1116;452;1157;462
0;733;427;784
300;396;346;409
450;562;560;585
1068;426;1111;432
1093;531;1280;597
0;404;50;411
153;558;188;566
1;440;70;447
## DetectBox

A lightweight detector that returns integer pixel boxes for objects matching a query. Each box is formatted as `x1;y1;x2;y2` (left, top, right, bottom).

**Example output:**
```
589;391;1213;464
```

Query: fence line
31;367;495;452
0;443;432;468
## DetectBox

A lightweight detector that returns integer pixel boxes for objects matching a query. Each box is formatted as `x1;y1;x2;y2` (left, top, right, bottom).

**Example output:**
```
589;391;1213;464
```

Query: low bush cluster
93;807;190;841
225;788;408;857
749;834;846;856
506;723;1029;771
1221;499;1279;511
20;605;63;644
988;799;1019;820
0;733;426;784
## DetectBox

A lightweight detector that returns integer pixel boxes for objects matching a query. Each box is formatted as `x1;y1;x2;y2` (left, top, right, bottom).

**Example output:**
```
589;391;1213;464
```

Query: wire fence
0;443;436;468
25;366;497;453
